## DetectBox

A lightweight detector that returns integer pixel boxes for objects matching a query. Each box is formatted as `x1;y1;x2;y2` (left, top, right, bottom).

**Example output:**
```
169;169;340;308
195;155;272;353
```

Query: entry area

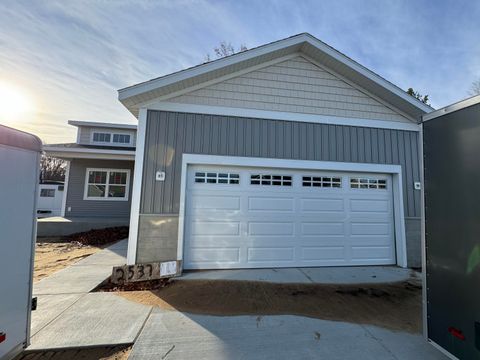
183;164;396;269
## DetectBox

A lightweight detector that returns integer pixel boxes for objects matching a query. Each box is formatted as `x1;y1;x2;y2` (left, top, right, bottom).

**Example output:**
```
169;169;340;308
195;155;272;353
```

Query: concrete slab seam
30;293;87;337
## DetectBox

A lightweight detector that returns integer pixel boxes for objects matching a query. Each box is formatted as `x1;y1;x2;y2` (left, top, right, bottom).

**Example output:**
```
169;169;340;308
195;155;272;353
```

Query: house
118;33;431;270
43;120;136;223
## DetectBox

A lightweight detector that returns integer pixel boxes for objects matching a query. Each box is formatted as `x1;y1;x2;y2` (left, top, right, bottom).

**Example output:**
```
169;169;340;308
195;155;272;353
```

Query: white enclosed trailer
0;125;41;359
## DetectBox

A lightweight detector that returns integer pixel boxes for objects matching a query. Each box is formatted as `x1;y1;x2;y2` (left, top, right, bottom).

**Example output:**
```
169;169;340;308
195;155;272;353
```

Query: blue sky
1;0;479;143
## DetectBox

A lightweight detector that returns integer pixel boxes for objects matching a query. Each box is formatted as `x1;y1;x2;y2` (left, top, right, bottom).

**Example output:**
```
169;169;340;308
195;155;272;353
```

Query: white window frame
90;130;133;146
83;168;131;201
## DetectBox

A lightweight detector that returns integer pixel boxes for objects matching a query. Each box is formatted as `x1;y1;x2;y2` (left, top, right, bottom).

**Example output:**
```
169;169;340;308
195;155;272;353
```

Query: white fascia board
68;120;137;130
43;147;135;161
148;102;421;132
127;108;147;265
118;35;305;101
422;94;480;122
119;32;430;115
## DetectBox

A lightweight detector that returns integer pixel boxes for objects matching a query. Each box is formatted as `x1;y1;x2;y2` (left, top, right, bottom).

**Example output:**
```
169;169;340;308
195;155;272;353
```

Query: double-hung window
84;168;130;200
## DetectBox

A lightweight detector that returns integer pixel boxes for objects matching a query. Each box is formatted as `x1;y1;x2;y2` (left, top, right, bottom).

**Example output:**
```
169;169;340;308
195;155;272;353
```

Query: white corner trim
148;102;421;132
176;154;408;268
420;123;428;339
60;160;71;217
422;94;480;122
127;108;147;265
82;168;131;201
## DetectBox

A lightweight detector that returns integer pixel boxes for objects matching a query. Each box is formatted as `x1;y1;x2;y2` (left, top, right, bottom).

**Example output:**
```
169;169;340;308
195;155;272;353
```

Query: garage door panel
190;221;241;236
301;222;345;236
300;198;344;212
184;165;396;269
248;222;294;236
350;199;390;212
247;247;295;262
350;222;390;236
300;247;346;261
190;195;241;211
186;247;240;264
351;246;394;262
248;197;294;212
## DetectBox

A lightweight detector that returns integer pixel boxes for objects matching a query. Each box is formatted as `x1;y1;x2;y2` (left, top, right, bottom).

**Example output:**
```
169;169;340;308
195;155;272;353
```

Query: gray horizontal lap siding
140;110;421;218
66;159;134;218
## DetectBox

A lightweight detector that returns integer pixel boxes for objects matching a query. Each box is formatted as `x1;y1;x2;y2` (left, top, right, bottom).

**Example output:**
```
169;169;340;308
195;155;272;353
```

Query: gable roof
118;33;432;120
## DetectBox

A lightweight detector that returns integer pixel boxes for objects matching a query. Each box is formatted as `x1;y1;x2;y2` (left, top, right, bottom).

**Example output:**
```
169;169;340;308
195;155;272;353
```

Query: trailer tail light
0;332;5;343
448;327;466;341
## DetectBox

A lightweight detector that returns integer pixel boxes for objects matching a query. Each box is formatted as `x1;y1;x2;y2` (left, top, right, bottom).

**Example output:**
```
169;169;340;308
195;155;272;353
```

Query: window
113;134;131;144
350;178;387;189
84;168;130;200
40;188;55;197
194;172;240;184
250;174;292;186
302;176;341;188
92;132;111;143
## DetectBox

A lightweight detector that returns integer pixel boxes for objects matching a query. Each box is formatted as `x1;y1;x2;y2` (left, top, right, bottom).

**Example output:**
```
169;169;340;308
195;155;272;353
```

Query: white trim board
148;102;421;132
68;120;137;130
60;160;71;217
43;147;135;161
176;154;408;268
127;108;147;265
423;94;480;122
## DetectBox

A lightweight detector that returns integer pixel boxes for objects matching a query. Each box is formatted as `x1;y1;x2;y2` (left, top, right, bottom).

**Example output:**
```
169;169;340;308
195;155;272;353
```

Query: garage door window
195;172;240;184
350;178;387;189
302;176;341;188
40;189;55;197
250;174;292;186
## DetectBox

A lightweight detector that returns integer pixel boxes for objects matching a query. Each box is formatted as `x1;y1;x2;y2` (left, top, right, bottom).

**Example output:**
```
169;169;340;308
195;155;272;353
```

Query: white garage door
184;165;396;269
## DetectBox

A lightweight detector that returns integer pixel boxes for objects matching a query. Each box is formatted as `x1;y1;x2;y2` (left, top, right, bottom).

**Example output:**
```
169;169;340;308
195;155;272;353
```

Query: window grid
194;172;240;184
85;169;129;200
113;134;131;144
250;174;292;186
92;132;111;143
302;176;341;188
40;189;55;197
350;178;387;189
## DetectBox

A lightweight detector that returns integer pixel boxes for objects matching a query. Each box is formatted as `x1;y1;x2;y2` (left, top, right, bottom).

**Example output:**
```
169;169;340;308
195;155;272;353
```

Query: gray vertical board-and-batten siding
65;158;134;218
137;110;421;266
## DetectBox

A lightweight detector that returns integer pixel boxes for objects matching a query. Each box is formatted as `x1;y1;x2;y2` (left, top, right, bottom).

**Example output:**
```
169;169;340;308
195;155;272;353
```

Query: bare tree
205;42;248;63
40;154;66;182
407;87;430;105
470;78;480;96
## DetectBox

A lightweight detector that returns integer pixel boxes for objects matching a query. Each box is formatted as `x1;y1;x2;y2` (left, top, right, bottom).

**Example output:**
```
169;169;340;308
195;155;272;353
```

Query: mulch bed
94;277;170;292
68;226;129;246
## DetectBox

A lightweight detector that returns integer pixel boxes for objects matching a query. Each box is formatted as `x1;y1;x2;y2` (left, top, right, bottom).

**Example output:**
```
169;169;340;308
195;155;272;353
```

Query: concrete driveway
129;309;447;360
128;267;447;360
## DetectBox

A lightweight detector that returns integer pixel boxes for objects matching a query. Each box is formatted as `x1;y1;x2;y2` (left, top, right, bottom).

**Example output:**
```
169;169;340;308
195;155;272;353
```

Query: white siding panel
168;56;410;123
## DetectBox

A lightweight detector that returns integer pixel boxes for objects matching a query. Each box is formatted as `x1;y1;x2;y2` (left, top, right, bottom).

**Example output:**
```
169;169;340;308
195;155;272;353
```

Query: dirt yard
16;345;131;360
33;242;101;282
114;279;423;333
34;227;128;282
